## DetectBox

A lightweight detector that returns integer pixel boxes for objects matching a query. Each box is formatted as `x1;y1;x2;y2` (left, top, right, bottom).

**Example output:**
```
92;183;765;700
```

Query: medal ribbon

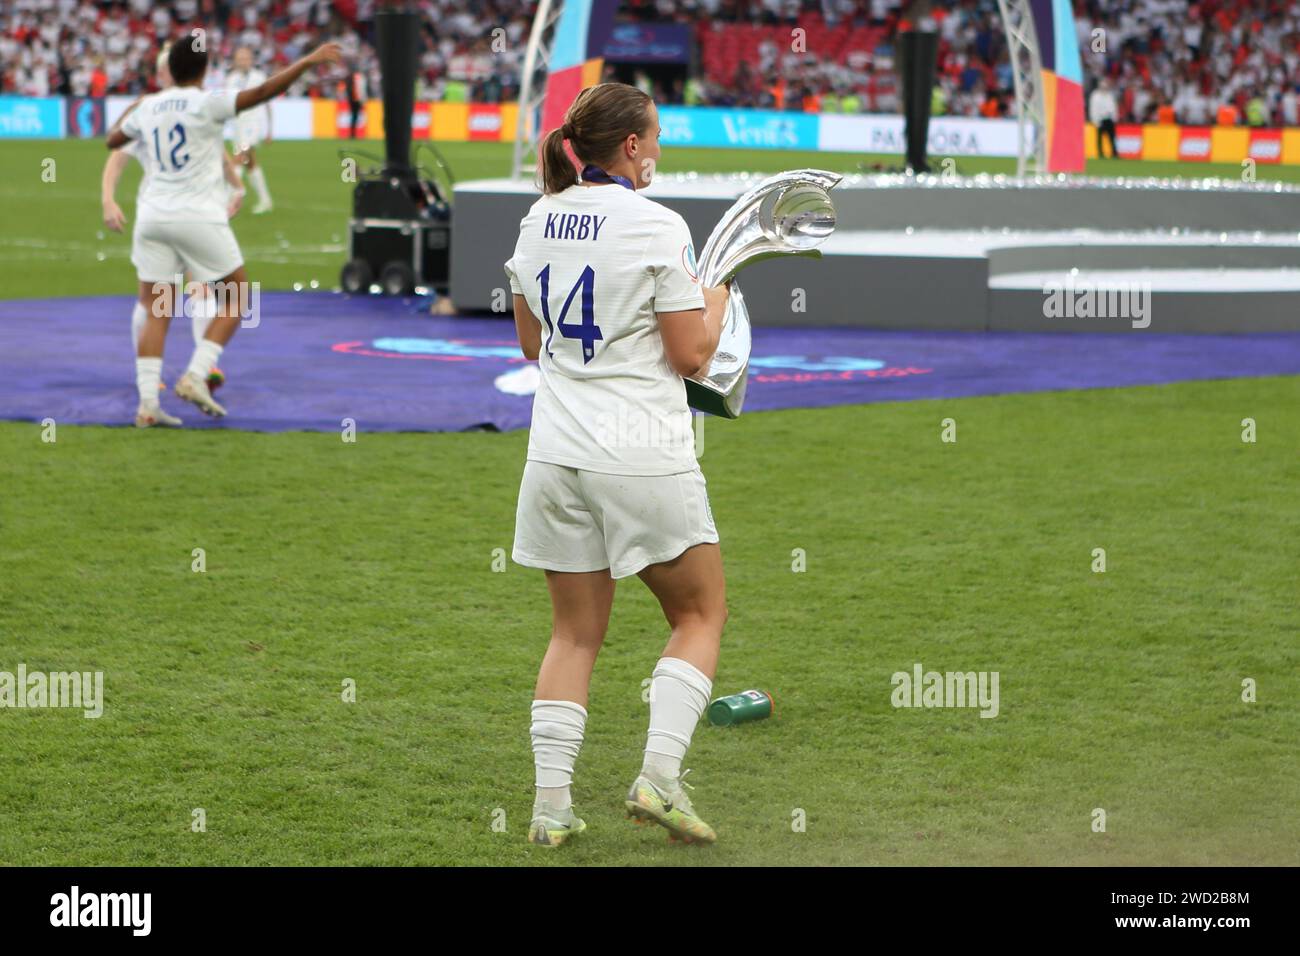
580;164;635;191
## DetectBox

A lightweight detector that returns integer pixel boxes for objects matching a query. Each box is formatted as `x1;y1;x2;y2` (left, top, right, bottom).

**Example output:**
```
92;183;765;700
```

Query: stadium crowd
4;0;1300;127
0;0;529;104
1076;0;1300;126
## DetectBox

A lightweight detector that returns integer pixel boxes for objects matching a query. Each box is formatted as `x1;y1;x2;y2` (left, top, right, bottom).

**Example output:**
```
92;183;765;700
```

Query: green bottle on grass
707;689;775;726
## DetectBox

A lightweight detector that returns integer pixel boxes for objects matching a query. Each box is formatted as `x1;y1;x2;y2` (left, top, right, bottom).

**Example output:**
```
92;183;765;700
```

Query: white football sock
530;699;587;811
642;657;712;782
130;301;147;351
249;166;270;205
135;357;163;405
186;339;223;382
190;291;216;347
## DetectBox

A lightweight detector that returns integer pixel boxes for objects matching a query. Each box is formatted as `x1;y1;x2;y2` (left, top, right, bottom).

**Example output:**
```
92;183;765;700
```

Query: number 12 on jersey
536;263;603;364
151;122;189;172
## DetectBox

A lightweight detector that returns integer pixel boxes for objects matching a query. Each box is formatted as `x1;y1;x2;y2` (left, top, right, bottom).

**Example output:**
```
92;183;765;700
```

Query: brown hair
540;82;654;194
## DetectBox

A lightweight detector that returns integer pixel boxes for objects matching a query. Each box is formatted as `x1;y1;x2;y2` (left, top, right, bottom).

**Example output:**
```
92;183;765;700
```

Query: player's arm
512;295;542;361
658;284;729;378
235;43;343;113
100;148;132;232
649;214;728;378
105;98;142;149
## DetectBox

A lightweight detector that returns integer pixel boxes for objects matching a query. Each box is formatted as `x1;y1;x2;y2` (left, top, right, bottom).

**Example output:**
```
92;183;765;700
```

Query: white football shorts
132;220;243;283
513;461;719;579
230;113;267;151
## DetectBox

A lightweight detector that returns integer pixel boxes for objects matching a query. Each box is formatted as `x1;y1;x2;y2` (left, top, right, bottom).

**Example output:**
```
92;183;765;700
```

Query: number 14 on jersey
536;263;603;364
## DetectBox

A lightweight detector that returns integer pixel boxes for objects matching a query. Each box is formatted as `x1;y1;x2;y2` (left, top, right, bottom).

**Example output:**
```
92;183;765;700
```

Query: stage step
735;233;1300;332
452;175;1300;332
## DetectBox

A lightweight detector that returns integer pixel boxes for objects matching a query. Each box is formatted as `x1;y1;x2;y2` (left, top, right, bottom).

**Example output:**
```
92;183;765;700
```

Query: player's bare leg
134;280;181;427
637;543;727;680
174;266;249;418
240;146;272;214
625;543;727;843
535;568;616;706
527;568;615;846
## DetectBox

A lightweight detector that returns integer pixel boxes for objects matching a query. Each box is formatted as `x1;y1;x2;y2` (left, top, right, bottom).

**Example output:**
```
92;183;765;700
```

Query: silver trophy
687;169;842;418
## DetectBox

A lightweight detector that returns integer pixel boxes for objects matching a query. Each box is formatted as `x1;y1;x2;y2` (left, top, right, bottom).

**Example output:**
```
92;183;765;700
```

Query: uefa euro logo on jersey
689;169;842;418
682;242;699;283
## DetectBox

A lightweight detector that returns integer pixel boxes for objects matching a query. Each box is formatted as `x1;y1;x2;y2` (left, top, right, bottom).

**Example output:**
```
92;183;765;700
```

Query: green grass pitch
1;140;1298;865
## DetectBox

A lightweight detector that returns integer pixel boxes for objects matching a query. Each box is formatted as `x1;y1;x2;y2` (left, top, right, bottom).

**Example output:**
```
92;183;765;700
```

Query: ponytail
540;125;579;194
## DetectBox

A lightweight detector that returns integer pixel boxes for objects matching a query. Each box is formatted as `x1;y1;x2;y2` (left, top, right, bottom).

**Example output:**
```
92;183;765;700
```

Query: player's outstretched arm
235;42;343;113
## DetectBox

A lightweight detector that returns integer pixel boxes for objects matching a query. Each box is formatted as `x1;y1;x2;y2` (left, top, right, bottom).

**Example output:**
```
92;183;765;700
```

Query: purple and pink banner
1030;0;1085;172
539;0;619;139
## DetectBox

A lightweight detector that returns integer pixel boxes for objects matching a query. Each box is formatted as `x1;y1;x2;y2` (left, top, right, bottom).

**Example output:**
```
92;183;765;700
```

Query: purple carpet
2;292;1298;431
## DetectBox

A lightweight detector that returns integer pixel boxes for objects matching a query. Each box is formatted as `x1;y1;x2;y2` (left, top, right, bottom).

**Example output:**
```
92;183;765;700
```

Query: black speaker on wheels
340;2;453;296
897;29;939;173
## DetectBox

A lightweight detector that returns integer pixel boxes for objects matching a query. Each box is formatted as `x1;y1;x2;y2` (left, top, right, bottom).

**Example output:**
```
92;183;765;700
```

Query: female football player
106;37;342;426
504;83;731;846
101;43;243;419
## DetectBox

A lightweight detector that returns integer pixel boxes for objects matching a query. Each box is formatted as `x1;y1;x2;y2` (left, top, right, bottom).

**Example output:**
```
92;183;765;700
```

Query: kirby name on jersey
544;213;607;241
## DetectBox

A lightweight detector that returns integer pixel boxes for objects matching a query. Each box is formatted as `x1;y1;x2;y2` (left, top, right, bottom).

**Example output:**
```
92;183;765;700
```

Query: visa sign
0;96;64;138
657;107;818;151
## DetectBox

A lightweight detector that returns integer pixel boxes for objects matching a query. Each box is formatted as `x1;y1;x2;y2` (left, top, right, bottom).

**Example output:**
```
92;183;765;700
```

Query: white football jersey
224;68;268;121
120;86;238;224
505;183;706;476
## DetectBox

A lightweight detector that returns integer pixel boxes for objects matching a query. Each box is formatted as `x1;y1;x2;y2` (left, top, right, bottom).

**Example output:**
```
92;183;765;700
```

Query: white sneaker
134;402;182;428
252;200;273;215
175;372;227;418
